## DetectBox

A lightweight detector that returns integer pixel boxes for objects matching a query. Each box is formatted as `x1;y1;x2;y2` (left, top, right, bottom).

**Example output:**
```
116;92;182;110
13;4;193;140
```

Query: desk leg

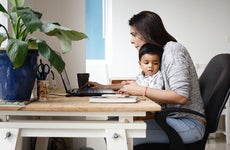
119;116;133;150
0;128;22;150
105;129;128;150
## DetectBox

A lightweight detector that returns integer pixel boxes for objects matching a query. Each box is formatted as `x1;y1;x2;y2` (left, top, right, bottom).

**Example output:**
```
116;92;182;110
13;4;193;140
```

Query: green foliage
0;0;87;73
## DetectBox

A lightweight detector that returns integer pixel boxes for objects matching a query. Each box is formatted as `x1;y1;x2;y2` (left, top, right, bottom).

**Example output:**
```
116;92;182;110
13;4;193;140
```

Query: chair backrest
199;54;230;133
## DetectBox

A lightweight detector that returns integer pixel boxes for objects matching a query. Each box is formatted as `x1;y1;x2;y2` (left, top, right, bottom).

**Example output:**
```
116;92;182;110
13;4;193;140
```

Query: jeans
133;117;205;146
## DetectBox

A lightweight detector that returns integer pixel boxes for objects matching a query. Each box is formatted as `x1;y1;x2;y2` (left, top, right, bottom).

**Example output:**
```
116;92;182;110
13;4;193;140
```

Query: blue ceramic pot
0;50;38;101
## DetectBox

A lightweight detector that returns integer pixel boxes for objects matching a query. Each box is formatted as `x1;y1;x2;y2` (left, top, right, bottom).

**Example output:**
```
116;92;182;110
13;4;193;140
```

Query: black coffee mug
77;73;90;88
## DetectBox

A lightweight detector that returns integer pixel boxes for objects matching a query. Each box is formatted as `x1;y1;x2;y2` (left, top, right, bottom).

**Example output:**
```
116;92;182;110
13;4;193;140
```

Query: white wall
23;1;87;149
25;0;86;89
0;0;7;48
105;0;230;79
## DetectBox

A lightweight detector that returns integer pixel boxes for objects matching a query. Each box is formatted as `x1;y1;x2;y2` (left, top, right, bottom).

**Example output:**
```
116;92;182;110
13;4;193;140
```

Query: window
86;0;105;60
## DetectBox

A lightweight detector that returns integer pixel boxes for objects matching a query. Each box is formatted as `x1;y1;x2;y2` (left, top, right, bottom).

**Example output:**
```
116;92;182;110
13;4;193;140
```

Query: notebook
60;68;116;97
89;94;137;103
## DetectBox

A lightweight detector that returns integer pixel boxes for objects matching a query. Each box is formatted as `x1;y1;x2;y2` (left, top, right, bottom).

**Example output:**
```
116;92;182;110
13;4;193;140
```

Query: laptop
60;68;116;97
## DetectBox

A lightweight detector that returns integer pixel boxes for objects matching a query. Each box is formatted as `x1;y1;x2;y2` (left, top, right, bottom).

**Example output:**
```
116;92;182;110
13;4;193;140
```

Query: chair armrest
155;107;205;150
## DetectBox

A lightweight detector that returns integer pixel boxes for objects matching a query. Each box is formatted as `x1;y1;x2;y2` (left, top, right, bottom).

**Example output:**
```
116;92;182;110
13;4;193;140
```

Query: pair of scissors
36;59;50;80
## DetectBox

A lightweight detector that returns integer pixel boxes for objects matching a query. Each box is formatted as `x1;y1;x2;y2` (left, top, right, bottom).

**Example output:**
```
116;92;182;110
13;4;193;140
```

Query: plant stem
0;24;10;38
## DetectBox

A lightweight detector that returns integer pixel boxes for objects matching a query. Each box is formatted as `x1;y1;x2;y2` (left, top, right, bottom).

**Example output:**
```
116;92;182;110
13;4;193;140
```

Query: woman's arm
120;81;188;104
86;81;123;91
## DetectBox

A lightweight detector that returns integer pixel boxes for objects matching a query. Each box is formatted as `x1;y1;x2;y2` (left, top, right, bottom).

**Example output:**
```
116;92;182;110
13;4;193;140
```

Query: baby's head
139;43;163;61
138;43;163;76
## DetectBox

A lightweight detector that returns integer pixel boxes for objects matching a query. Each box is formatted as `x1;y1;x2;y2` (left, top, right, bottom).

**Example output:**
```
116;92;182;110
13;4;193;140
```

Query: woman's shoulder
163;41;189;57
164;41;186;52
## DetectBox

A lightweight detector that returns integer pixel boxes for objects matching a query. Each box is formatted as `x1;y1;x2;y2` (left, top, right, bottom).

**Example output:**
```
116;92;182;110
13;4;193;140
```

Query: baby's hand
121;80;128;85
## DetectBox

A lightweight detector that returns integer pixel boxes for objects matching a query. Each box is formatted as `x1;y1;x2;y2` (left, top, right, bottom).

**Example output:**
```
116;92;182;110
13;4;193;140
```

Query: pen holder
37;80;49;101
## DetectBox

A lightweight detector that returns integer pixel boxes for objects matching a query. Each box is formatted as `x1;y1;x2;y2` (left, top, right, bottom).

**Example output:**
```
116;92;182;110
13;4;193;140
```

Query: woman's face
130;26;147;50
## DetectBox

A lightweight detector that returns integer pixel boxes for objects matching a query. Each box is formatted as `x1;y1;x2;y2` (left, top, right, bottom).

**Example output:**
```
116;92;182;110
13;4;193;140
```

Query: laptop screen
60;68;72;92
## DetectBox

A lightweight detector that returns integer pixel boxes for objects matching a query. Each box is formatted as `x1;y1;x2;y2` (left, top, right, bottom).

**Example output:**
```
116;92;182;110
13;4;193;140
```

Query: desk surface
0;95;161;112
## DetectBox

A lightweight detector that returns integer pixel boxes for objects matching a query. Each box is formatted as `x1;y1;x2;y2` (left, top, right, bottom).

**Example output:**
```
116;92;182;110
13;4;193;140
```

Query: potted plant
0;0;87;101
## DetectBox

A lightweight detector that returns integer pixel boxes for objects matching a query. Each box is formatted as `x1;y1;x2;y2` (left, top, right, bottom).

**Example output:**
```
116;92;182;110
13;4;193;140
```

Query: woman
88;11;206;145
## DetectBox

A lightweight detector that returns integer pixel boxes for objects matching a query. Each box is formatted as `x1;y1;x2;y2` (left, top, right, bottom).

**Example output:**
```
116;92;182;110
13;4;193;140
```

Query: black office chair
134;54;230;150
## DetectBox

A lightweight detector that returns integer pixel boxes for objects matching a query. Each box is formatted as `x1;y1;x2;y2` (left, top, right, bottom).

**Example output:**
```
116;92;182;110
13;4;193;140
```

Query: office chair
134;54;230;150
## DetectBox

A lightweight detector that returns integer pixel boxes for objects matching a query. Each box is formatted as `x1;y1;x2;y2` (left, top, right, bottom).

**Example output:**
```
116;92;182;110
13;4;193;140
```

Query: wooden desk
0;95;161;150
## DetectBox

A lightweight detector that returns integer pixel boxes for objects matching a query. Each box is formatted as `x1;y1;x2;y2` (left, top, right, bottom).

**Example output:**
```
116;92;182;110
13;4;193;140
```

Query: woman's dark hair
139;43;163;61
129;11;177;47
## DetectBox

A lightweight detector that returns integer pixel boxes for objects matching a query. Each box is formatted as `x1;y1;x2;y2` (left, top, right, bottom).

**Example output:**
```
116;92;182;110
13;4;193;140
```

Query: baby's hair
139;43;163;61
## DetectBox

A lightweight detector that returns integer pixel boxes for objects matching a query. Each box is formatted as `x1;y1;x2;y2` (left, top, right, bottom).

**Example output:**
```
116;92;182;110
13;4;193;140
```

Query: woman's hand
118;80;145;96
85;81;105;89
86;81;123;90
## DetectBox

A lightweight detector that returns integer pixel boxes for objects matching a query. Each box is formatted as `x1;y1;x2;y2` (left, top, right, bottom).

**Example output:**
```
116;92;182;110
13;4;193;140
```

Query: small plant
0;0;87;73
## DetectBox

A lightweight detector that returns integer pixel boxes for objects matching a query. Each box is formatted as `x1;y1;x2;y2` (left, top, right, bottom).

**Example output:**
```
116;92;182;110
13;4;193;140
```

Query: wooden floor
206;135;230;150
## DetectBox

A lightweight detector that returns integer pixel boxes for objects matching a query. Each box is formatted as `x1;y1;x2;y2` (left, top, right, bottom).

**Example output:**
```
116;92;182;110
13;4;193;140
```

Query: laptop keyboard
67;86;115;97
78;88;100;93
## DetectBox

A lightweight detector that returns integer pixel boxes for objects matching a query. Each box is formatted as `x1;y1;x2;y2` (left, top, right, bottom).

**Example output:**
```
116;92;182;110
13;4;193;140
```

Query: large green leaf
6;39;28;68
8;0;24;7
56;31;71;53
40;22;87;53
36;39;65;73
41;22;87;40
16;7;42;33
58;30;88;53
